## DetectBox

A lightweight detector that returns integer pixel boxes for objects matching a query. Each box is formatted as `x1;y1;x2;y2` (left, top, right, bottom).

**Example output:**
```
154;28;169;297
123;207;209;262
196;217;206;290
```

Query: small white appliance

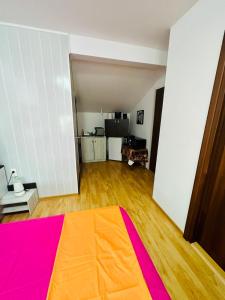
108;137;123;161
13;176;25;197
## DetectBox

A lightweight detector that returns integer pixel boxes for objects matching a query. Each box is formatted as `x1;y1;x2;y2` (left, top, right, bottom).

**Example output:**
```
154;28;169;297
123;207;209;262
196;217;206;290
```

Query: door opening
69;56;81;192
150;87;164;173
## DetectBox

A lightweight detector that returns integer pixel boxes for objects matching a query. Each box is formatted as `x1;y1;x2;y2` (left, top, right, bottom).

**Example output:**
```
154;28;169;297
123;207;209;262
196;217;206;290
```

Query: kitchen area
79;112;148;166
80;112;129;163
70;55;155;172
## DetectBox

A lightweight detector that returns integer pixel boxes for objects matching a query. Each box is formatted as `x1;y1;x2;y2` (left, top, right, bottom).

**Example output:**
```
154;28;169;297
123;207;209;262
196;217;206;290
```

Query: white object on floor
108;137;123;161
128;160;134;166
0;189;39;214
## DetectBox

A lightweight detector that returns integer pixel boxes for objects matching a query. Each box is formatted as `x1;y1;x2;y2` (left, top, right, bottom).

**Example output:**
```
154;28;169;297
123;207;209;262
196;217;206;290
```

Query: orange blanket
47;206;151;300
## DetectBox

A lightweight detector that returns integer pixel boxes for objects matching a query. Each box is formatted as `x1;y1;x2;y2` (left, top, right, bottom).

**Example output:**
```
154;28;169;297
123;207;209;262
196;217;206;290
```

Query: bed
0;206;170;299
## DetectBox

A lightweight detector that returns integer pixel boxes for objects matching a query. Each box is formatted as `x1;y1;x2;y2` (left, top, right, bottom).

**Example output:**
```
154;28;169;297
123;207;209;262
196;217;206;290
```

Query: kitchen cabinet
105;119;129;137
81;137;106;162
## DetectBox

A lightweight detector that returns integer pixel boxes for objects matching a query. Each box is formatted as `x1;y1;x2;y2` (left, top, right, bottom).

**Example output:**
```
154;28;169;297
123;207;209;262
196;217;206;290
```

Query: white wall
72;59;163;113
70;34;167;66
77;112;108;135
0;24;78;197
129;74;165;164
77;112;130;136
153;0;225;231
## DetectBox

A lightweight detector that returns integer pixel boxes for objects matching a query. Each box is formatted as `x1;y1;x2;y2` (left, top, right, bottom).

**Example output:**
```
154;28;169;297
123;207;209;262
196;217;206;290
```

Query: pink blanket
0;215;64;300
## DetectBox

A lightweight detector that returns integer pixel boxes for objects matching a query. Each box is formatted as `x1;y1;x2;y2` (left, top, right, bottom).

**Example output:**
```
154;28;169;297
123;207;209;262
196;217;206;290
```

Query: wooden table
122;145;148;167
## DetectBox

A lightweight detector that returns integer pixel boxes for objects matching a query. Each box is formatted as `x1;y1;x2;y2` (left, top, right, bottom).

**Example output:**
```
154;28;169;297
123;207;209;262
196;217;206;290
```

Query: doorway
184;35;225;271
69;56;81;192
150;87;164;173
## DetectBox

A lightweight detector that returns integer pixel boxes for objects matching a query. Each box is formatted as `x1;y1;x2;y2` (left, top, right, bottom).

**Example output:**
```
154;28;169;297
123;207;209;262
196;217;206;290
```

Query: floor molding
191;242;225;285
40;193;78;200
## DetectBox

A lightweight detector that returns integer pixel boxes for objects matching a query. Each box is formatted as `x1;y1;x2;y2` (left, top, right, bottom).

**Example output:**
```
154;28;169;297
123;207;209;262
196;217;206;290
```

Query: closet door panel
94;138;106;161
81;138;95;162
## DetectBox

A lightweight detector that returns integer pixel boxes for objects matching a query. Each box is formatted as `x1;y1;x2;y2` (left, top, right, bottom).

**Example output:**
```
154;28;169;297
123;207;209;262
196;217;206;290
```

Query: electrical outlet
10;168;17;177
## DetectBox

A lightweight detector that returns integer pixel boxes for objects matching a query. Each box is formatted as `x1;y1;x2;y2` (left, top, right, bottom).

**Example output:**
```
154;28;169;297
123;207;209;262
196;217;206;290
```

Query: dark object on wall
123;113;127;119
150;87;164;173
136;110;144;124
115;112;122;119
105;119;129;137
184;34;225;271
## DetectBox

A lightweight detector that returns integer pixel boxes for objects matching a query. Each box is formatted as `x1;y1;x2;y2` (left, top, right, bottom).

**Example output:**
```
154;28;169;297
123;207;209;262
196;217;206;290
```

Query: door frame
149;87;164;173
184;33;225;242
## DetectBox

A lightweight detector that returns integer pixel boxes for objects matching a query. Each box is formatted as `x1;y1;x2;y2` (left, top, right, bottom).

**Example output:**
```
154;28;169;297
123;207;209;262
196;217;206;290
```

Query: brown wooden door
198;91;225;270
150;87;164;172
184;34;225;271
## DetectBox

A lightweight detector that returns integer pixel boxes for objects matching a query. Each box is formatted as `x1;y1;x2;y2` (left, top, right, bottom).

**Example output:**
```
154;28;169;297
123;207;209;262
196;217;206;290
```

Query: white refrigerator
108;137;123;161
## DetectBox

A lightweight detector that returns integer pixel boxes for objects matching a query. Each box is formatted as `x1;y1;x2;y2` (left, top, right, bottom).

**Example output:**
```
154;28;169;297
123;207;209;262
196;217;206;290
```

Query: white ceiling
0;0;197;49
72;58;165;112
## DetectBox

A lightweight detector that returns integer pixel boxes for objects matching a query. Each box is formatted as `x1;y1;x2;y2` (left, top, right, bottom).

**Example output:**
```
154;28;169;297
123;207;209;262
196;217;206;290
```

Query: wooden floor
3;161;225;299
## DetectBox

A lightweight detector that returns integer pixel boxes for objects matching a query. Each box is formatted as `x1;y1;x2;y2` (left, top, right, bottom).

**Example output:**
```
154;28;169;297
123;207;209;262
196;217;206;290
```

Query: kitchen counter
79;135;106;138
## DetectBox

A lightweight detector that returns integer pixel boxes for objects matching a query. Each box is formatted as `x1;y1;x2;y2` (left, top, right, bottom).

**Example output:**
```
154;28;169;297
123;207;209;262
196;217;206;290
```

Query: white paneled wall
0;24;78;197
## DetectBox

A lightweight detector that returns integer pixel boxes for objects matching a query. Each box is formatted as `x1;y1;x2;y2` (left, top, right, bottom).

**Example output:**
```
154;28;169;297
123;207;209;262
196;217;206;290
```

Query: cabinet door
94;138;106;161
105;119;129;137
81;138;95;162
108;137;122;161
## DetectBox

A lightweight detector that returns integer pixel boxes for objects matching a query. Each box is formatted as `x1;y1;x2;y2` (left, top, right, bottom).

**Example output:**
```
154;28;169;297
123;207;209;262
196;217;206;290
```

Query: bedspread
0;206;170;300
